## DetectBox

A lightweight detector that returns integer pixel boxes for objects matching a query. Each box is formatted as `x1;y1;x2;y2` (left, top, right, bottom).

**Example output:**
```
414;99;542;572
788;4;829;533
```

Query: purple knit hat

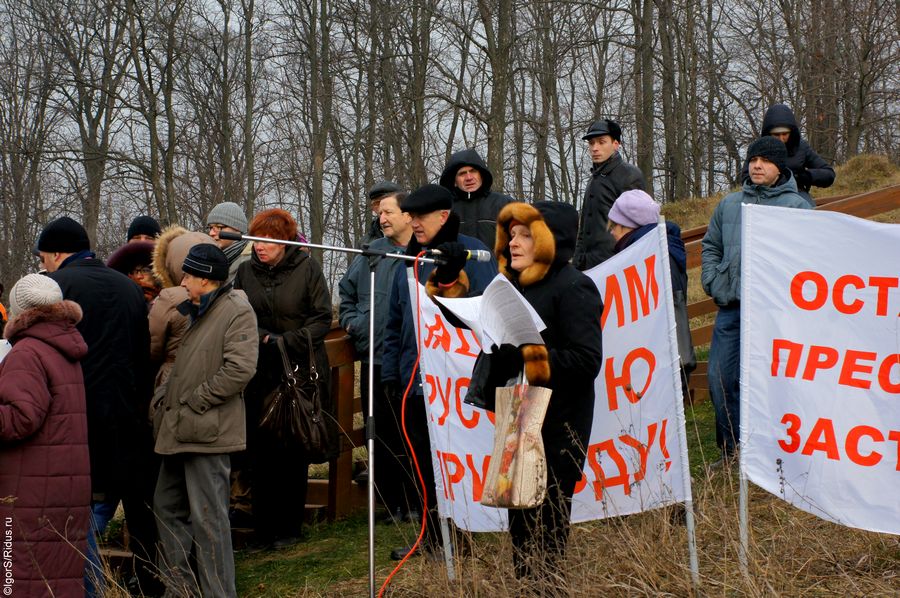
608;190;661;229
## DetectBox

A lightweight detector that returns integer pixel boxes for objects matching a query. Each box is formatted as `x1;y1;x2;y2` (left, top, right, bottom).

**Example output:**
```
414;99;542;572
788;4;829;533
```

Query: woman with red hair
234;208;336;548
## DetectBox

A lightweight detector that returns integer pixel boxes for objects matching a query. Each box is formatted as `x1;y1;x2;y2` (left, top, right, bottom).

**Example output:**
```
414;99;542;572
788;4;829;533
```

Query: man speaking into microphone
382;184;497;561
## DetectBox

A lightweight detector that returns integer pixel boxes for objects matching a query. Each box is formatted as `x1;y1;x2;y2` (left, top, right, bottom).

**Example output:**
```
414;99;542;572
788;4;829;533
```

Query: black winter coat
741;104;835;203
472;201;604;487
234;246;338;460
573;152;646;271
49;257;154;499
440;148;517;252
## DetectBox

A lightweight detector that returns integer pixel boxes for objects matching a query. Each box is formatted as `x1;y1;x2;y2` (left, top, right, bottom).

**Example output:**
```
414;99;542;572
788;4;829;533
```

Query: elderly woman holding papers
468;201;604;587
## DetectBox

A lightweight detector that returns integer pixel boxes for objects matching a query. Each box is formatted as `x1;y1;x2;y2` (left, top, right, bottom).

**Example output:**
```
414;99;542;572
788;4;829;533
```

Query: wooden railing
685;184;900;401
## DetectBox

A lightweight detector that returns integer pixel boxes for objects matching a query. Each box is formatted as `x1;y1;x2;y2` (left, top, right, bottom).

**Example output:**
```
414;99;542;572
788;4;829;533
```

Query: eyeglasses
208;224;226;232
131;266;153;277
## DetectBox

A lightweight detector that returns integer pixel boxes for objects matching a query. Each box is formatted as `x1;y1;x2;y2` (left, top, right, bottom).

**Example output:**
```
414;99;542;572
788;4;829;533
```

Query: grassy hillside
661;153;900;230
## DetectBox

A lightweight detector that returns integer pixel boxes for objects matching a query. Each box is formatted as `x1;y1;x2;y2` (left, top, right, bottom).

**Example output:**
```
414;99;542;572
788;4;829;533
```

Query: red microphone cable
379;252;431;596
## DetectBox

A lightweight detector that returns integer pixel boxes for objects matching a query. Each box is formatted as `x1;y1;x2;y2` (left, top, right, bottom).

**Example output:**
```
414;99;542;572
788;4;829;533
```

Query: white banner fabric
409;223;692;531
741;204;900;535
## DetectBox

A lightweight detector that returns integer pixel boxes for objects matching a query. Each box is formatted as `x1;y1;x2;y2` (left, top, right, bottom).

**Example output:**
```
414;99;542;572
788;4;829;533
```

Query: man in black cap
35;216;160;596
127;215;162;243
359;180;401;246
381;184;496;560
573;118;646;271
439;148;517;251
701;137;810;464
152;243;258;598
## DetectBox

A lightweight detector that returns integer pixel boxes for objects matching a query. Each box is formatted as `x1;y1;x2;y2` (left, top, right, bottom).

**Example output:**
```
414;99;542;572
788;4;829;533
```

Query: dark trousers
508;470;578;583
708;304;741;455
251;433;310;542
363;364;413;514
405;392;441;548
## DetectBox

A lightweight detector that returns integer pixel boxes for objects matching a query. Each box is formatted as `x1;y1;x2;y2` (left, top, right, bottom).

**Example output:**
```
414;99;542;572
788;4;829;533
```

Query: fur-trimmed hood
4;300;87;360
152;225;217;288
495;201;578;287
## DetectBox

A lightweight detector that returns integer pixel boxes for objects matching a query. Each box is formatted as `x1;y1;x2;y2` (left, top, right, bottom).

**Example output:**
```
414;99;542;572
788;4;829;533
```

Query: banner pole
738;204;751;578
657;219;700;593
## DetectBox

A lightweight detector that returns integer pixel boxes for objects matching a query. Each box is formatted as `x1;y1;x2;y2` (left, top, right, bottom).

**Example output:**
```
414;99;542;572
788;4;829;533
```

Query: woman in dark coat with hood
234;208;335;548
0;274;91;597
471;201;604;583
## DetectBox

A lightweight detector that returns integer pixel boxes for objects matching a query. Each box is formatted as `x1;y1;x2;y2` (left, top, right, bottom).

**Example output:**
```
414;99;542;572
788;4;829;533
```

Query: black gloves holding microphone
432;241;468;285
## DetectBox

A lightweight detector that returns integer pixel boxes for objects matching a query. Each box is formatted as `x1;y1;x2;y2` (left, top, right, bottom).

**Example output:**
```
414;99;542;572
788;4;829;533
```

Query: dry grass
375;470;900;597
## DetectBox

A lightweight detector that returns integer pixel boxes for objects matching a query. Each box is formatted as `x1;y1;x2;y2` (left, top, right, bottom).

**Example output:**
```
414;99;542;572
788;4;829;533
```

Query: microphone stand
219;231;437;598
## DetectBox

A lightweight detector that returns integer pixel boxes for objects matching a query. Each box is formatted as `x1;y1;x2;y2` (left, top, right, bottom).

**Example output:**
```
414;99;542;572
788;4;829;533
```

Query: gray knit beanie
206;202;248;233
9;274;63;318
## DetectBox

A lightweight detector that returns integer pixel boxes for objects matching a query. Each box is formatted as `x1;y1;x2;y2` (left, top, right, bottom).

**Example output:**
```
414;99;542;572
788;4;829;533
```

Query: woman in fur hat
106;240;161;304
148;226;217;388
471;201;604;585
0;274;91;597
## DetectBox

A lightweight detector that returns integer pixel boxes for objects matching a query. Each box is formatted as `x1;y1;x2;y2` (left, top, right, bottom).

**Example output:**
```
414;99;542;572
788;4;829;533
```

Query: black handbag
259;332;335;463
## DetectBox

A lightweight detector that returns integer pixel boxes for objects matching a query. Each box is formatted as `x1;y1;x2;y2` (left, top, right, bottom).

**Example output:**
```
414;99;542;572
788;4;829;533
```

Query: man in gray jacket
152;244;258;598
701;136;810;462
339;190;414;522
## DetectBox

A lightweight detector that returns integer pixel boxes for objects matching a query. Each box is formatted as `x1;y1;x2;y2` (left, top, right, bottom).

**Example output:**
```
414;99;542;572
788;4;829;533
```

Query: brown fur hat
152;226;217;288
250;208;298;241
494;202;556;287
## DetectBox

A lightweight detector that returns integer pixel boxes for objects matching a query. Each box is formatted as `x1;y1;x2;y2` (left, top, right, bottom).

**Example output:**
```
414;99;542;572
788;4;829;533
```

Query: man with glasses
205;201;251;283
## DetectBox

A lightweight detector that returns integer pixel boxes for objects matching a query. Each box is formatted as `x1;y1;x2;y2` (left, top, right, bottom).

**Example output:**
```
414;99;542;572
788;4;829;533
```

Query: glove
794;170;812;188
432;242;468;285
382;381;400;403
490;343;524;377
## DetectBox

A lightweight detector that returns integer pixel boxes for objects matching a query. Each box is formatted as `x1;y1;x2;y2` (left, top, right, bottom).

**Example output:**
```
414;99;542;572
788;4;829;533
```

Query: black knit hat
747;136;788;175
582;119;622;142
367;180;401;202
36;217;91;253
182;244;229;281
401;184;453;214
127;215;161;241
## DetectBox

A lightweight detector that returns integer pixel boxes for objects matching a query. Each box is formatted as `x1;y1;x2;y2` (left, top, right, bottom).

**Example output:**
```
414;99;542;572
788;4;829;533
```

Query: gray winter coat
338;236;407;363
701;175;811;306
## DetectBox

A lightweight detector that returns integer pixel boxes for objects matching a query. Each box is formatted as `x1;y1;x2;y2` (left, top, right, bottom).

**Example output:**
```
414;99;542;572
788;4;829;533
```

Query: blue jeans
708;304;741;455
85;500;118;597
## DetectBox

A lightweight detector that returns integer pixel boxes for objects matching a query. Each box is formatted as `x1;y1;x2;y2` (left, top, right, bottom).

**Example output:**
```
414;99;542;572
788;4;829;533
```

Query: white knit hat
9;274;63;317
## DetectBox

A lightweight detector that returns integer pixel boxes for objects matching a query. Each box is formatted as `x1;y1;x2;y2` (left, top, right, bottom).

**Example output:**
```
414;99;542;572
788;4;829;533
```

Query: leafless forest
1;0;897;287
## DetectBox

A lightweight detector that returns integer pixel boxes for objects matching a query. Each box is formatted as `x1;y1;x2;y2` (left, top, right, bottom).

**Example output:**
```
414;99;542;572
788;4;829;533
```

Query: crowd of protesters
0;103;832;596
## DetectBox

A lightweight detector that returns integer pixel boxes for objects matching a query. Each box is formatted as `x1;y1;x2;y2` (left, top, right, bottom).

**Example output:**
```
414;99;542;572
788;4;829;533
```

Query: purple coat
0;300;91;598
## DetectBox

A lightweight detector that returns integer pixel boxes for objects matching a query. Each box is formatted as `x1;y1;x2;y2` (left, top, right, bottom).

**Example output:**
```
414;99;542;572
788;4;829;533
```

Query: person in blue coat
381;184;496;560
703;137;811;461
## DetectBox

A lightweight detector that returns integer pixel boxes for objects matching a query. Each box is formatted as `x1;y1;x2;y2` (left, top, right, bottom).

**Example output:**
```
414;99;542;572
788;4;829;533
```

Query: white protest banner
741;205;900;535
573;224;692;521
410;223;692;530
410;273;508;532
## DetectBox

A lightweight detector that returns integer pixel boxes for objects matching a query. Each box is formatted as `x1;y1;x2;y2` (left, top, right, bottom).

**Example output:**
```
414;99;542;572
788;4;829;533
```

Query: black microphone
426;248;493;264
218;231;243;241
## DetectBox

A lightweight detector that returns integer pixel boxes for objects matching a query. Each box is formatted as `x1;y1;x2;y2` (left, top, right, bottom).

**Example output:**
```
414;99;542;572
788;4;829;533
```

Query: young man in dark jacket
381;184;497;560
573;119;646;271
740;103;835;206
439;148;516;252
